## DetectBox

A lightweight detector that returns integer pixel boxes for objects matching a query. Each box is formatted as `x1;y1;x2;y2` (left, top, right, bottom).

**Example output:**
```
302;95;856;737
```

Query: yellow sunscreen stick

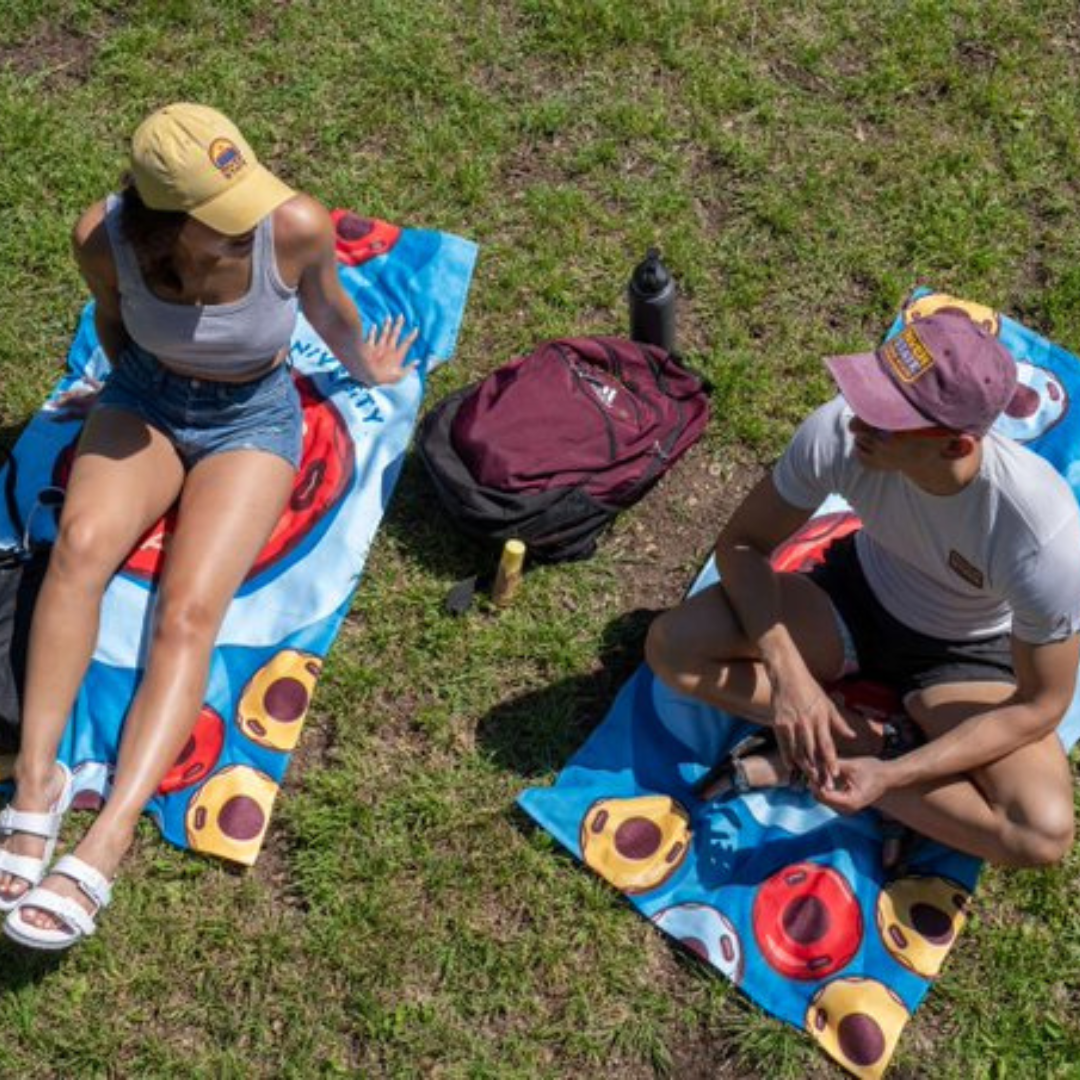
492;539;526;607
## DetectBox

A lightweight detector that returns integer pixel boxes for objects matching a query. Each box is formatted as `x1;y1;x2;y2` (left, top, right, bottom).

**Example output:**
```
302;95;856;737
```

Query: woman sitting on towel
0;103;416;950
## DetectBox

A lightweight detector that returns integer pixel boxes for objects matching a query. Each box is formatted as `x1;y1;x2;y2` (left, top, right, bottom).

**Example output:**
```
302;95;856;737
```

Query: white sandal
3;854;113;951
0;762;73;913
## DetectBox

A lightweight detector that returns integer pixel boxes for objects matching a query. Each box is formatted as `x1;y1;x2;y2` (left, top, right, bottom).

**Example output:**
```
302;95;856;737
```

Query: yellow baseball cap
130;103;296;235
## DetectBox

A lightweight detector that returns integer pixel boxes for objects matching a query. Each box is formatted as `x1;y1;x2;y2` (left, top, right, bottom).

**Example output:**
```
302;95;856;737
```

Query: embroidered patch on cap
208;138;246;180
880;326;935;384
948;549;984;589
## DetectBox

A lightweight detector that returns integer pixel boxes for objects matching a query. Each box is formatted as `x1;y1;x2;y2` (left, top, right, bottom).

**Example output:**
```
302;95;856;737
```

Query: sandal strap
0;848;47;888
0;806;61;841
16;885;96;937
51;854;112;909
695;728;788;800
732;730;809;793
729;756;753;794
730;731;773;760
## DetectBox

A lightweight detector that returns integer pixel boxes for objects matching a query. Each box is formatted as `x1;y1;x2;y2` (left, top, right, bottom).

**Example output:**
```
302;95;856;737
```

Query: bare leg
0;408;184;904
646;579;1074;865
645;576;885;755
19;448;295;930
876;683;1075;867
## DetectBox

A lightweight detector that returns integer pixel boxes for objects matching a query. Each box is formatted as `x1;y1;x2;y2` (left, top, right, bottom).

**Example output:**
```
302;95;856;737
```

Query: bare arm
715;474;815;659
284;197;417;386
817;634;1079;813
890;635;1077;785
72;202;127;364
716;475;855;782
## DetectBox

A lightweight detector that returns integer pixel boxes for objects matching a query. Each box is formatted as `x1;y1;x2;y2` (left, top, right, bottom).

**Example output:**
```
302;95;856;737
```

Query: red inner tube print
331;209;402;266
770;511;861;574
753;861;863;980
52;374;356;585
157;704;225;796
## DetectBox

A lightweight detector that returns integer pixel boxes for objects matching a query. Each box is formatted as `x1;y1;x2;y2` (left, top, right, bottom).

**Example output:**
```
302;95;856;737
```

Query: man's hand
812;756;893;814
770;666;856;787
358;315;419;385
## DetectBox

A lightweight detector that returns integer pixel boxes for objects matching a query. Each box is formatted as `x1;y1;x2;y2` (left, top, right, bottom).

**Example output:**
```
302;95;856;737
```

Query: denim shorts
805;534;1016;697
96;342;303;470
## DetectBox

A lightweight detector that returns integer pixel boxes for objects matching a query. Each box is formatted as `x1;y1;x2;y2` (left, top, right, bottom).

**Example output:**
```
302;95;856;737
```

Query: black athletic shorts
805;534;1016;698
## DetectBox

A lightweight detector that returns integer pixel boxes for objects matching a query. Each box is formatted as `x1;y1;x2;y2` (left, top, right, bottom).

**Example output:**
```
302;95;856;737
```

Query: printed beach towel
519;289;1080;1078
0;210;477;866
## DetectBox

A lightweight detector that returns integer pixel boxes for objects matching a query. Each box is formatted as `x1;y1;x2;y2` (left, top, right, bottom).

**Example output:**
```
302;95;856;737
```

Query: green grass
3;1;1080;1076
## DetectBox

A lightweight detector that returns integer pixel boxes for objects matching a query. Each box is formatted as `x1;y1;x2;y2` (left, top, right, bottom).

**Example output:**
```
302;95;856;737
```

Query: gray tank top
104;193;300;379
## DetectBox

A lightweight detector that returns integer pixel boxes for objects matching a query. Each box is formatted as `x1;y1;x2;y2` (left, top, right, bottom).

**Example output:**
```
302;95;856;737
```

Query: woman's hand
358;315;419;386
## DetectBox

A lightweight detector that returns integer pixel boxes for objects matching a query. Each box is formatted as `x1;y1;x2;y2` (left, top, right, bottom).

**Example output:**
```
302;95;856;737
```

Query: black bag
417;336;710;562
0;549;50;753
0;457;59;753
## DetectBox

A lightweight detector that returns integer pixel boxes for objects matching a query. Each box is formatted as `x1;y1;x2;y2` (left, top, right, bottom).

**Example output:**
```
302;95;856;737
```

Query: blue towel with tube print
519;289;1080;1079
0;212;477;867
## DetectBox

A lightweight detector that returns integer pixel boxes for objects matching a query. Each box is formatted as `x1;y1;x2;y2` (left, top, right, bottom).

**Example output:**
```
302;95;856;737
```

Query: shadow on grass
476;607;658;780
0;938;67;984
382;450;493;583
0;421;32;460
385;447;623;602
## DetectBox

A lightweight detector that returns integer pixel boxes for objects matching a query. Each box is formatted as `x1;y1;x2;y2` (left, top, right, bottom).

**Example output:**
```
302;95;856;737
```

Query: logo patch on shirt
948;549;984;589
880;326;935;384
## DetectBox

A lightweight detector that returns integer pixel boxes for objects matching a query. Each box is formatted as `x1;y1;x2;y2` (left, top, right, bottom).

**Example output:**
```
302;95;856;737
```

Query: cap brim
824;351;932;431
188;165;296;235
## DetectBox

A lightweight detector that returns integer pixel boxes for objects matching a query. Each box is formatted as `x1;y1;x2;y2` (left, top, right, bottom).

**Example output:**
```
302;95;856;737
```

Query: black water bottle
628;248;677;353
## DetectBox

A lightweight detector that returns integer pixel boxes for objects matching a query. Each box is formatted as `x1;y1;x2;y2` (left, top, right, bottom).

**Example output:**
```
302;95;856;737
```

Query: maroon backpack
418;336;710;562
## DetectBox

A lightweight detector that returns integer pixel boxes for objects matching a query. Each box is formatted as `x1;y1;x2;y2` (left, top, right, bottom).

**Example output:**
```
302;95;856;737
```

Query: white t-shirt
772;396;1080;644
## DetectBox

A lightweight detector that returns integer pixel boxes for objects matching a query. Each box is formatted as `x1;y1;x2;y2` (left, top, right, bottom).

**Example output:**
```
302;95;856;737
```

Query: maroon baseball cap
825;313;1018;436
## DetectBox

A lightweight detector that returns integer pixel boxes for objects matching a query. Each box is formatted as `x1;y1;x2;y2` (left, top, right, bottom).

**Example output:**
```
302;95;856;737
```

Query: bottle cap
631;248;670;294
501;538;526;574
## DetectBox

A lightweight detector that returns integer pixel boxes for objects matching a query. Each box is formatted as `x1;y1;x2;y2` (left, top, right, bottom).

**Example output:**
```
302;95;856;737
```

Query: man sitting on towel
646;312;1080;867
